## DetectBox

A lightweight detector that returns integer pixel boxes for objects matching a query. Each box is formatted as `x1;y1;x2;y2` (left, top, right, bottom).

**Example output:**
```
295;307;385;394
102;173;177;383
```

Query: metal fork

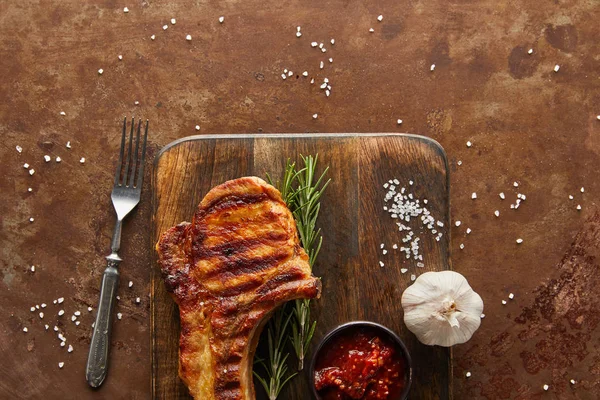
86;117;149;388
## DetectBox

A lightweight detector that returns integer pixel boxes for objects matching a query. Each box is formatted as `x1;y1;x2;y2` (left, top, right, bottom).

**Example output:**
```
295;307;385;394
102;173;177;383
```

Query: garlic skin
401;271;483;347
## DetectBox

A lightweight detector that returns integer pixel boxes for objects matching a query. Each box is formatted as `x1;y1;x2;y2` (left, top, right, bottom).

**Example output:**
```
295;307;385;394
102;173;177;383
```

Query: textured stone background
1;0;599;399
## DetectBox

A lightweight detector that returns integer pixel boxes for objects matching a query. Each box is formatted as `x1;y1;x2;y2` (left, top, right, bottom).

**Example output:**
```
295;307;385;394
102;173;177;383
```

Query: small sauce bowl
309;321;412;400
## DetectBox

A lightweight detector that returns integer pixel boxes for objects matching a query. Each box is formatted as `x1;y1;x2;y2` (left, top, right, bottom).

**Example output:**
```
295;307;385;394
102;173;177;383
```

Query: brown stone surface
0;0;599;399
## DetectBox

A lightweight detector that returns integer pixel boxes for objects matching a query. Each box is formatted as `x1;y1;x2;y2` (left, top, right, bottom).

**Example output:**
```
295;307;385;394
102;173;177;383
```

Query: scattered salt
16;145;23;153
312;114;318;119
123;7;129;13
543;384;549;391
527;48;533;55
430;64;435;71
465;372;472;378
218;16;224;24
466;141;472;147
554;65;560;73
397;119;403;125
44;155;50;162
186;35;192;41
58;362;64;369
117;313;122;320
508;293;514;299
516;238;523;244
171;18;176;25
98;69;103;75
471;192;477;200
377;15;383;22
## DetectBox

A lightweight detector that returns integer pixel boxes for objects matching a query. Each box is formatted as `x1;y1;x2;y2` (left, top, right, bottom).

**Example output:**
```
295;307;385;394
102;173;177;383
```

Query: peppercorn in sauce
314;328;407;399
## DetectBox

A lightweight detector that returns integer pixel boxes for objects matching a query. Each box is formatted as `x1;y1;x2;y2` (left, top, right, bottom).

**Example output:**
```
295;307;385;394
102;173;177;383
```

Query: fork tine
114;117;127;186
136;120;149;189
127;119;142;187
122;116;135;186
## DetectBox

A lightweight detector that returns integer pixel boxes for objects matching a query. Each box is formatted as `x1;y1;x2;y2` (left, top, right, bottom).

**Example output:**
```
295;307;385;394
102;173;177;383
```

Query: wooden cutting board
151;133;452;400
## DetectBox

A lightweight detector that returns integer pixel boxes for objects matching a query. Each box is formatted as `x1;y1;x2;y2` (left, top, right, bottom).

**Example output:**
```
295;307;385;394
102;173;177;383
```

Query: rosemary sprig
288;155;330;370
253;304;297;400
256;155;329;397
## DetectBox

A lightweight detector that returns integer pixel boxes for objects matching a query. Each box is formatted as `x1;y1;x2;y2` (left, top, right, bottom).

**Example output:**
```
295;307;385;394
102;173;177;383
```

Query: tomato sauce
313;327;407;400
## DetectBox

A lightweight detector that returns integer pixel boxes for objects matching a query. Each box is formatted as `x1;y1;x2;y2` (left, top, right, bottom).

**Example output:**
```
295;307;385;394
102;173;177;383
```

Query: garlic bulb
401;271;483;347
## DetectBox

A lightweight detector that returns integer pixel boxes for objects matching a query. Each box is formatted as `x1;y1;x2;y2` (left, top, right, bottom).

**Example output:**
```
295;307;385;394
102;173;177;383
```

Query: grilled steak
156;176;321;400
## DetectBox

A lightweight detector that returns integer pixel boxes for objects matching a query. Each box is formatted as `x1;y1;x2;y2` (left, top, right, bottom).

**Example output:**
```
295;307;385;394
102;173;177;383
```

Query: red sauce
314;327;407;400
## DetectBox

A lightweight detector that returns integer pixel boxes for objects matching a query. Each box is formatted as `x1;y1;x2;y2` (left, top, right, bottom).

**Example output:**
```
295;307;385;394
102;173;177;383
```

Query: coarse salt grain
369;28;375;33
98;69;103;75
186;34;192;41
499;192;505;199
58;362;64;369
163;24;168;30
554;65;560;73
569;195;573;200
16;145;23;153
312;114;318;119
44;155;51;162
516;238;523;244
296;31;302;38
580;187;585;193
577;204;581;210
465;372;472;378
128;281;133;288
23;327;28;332
80;158;85;164
481;313;485;318
410;274;416;281
88;307;92;312
457;160;462;166
39;312;44;319
117;313;122;320
471;192;477;199
150;35;155;40
30;307;35;312
377;15;383;22
528;48;533;54
459;243;465;250
455;221;461;227
65;141;71;149
195;125;200;131
466;228;472;234
123;7;129;13
74;311;81;316
430;64;435;71
23;163;29;169
508;293;514;299
28;188;32;192
29;169;35;176
136;297;141;304
466;141;472;147
302;71;308;77
331;39;335;45
59;111;66;116
171;18;176;25
58;297;64;304
75;321;80;326
53;326;58;331
45;324;49;330
329;57;333;63
67;345;73;353
382;249;388;255
218;16;224;23
543;384;549;391
71;315;77;322
495;210;500;217
502;300;507;305
134;101;139;105
379;261;384;267
570;379;576;385
118;55;123;60
397;119;403;125
319;61;324;69
30;265;35;272
311;42;318;47
400;268;408;274
58;310;64;316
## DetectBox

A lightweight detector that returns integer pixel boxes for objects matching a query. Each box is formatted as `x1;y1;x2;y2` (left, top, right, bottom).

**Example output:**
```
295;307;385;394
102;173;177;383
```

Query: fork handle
86;257;120;388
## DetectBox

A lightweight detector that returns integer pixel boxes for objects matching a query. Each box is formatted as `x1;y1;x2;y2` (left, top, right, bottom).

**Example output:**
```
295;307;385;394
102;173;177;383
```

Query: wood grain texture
152;134;451;400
